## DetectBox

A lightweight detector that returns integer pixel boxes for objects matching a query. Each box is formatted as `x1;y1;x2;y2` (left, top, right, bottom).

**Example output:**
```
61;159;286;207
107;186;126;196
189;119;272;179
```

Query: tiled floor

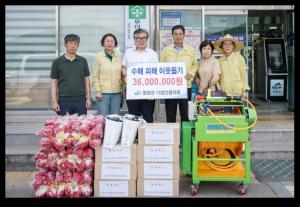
251;159;294;182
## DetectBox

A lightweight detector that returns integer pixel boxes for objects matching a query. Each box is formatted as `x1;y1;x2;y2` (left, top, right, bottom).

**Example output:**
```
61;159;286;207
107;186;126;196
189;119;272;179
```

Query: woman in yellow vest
213;34;249;99
91;33;123;116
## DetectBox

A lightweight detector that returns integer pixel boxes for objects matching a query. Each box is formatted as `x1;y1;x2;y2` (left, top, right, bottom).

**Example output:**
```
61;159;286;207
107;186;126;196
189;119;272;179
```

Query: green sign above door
129;6;146;19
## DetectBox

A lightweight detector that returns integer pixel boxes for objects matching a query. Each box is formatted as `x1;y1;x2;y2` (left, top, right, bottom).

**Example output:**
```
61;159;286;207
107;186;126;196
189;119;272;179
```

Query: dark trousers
126;99;155;123
57;98;87;116
165;88;192;123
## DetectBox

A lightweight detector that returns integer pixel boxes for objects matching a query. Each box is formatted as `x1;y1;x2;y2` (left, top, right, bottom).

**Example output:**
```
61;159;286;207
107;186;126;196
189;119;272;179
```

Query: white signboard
161;12;181;27
126;62;187;100
125;5;150;50
270;79;284;96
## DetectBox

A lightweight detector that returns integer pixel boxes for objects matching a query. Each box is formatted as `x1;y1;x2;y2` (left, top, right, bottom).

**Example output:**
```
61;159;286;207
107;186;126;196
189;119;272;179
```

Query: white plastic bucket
103;114;123;148
188;101;196;121
121;114;145;147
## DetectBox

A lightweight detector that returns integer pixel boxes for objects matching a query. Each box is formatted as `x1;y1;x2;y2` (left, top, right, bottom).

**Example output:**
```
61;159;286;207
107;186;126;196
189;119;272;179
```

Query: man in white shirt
122;28;159;123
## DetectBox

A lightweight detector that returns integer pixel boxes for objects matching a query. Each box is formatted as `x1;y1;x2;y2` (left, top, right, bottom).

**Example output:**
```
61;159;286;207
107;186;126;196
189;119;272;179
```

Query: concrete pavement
5;97;294;197
5;170;293;197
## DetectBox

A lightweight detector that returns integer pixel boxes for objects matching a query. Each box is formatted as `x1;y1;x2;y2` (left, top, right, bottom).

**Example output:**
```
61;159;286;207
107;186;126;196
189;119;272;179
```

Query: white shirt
122;47;159;68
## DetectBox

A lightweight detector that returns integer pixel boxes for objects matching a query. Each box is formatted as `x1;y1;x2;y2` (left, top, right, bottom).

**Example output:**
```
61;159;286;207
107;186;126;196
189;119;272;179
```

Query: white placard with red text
126;62;187;100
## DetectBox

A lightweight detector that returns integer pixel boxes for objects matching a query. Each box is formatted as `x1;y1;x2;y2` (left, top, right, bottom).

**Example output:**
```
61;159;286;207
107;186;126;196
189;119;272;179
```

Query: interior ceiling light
269;26;277;30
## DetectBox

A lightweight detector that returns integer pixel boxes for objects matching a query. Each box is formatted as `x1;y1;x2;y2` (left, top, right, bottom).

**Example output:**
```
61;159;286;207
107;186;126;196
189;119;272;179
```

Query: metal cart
181;96;257;196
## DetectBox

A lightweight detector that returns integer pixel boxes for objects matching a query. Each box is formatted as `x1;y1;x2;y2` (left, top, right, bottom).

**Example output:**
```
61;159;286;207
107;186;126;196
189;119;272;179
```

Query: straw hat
213;34;244;53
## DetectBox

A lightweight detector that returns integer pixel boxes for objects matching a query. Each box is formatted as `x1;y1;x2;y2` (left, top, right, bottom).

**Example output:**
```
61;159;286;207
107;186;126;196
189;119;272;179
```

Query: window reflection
5;6;56;109
5;5;125;110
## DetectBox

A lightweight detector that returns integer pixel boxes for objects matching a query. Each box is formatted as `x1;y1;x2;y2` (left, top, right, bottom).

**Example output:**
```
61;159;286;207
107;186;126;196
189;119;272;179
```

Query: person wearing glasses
121;28;159;123
160;25;198;123
50;34;92;115
91;33;123;117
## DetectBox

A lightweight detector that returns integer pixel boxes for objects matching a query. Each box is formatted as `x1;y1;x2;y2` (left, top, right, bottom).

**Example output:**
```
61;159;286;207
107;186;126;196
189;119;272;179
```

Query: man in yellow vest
213;34;249;99
160;25;198;122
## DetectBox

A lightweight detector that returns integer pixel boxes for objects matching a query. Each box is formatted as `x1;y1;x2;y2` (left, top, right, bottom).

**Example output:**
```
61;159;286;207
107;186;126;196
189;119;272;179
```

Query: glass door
204;13;249;97
204;14;248;60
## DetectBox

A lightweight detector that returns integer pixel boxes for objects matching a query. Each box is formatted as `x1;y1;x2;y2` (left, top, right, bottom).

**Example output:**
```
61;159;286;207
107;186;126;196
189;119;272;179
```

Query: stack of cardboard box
94;144;137;197
137;123;180;197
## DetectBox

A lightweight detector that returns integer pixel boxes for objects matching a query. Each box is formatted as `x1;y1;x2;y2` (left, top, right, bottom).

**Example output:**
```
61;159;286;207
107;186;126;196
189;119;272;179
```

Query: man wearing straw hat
213;34;250;99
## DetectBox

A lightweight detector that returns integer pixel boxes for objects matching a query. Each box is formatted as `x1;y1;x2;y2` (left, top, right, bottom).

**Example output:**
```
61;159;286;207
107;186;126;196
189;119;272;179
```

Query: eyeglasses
135;36;148;41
